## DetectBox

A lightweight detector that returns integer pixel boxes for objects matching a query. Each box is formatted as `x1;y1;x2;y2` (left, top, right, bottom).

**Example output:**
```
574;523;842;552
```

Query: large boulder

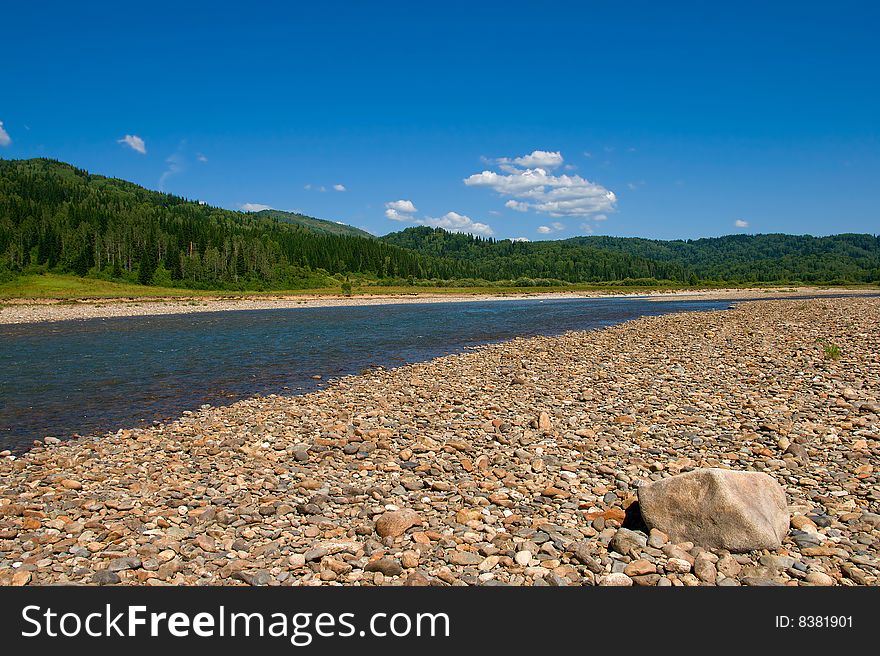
637;468;789;552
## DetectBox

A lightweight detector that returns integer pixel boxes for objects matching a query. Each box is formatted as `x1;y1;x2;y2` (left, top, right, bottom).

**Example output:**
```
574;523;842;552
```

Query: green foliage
817;339;842;360
0;158;475;289
251;209;373;239
382;227;880;284
381;227;691;283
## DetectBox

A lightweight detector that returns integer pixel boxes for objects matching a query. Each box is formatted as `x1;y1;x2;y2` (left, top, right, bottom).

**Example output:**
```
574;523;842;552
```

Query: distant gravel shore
1;296;877;586
1;286;877;325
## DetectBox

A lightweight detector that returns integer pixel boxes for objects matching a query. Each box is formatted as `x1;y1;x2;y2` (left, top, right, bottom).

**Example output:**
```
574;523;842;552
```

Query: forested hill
249;209;373;239
382;228;880;284
0;158;477;289
567;233;880;283
381;227;691;283
1;158;877;290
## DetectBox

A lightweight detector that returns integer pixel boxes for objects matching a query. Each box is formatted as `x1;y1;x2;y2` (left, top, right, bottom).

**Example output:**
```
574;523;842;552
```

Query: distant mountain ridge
381;227;880;284
250;209;373;239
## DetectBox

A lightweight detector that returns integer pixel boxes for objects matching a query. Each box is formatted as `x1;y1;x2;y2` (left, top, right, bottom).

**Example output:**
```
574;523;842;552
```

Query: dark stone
93;570;121;585
234;570;272;586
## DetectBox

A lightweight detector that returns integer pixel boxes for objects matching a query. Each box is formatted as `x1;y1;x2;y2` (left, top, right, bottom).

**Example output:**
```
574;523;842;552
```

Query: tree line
2;158;877;289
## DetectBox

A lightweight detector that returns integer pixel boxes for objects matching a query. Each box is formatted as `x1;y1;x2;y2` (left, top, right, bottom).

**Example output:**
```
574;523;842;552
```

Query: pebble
0;297;877;587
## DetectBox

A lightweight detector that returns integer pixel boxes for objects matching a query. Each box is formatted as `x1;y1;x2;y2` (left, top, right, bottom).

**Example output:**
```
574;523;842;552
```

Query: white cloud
333;183;346;192
240;203;273;212
385;199;418;220
505;199;529;212
579;222;594;234
593;214;608;222
551;222;565;231
117;134;146;154
464;158;617;218
497;149;563;172
196;153;208;162
385;208;409;221
417;211;493;236
386;199;418;213
0;121;11;147
304;184;312;190
537;226;552;234
159;151;184;190
735;219;750;228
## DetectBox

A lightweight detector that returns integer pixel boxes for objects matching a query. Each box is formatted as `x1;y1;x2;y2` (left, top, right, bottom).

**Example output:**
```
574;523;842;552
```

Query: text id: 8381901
775;616;853;629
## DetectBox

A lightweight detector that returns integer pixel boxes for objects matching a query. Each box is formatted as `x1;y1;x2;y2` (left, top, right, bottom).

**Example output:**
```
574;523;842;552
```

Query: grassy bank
1;273;877;302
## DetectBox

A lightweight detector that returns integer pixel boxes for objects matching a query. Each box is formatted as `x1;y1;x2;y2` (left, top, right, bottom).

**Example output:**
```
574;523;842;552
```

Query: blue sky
2;1;878;240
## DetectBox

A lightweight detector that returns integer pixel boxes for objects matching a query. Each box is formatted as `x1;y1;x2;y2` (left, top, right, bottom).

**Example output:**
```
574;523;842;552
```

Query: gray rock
108;556;141;572
610;528;648;555
637;468;789;552
93;569;121;585
235;570;272;586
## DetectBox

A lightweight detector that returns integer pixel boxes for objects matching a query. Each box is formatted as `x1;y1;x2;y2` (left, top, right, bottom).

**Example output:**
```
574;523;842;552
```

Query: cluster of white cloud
384;199;418;221
0;121;11;147
333;184;346;192
465;150;616;220
384;200;492;236
240;203;273;212
418;211;493;236
735;219;750;228
117;134;146;154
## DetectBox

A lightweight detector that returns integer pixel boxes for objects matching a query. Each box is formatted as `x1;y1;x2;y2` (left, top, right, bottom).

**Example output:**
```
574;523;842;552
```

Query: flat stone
364;558;403;577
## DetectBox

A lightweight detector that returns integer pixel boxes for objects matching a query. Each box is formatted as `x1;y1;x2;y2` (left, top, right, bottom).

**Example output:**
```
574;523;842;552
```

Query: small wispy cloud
0;121;11;147
537;223;565;234
240;203;273;212
333;183;346;192
117;134;146;154
196;153;208;162
159;151;185;190
735;219;750;228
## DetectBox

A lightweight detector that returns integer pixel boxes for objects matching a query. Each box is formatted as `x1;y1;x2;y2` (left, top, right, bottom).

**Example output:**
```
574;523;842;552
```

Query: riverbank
1;296;878;586
1;285;877;325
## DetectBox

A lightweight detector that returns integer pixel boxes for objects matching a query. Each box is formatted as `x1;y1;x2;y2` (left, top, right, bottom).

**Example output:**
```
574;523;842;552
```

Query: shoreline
1;285;877;325
1;296;877;586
